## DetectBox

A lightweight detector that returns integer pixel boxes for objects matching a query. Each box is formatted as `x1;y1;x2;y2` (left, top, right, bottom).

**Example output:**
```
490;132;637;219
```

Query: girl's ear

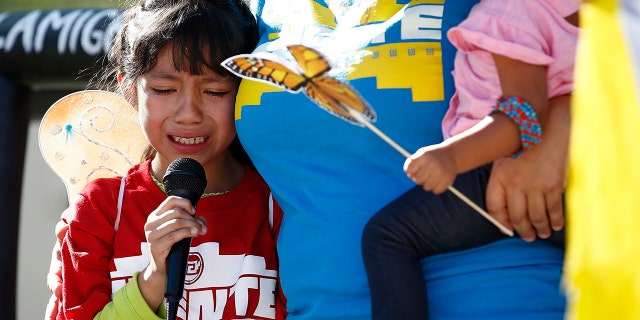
118;73;138;110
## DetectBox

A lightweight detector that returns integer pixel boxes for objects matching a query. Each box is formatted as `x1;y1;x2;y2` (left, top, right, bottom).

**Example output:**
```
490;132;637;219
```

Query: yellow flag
565;0;640;319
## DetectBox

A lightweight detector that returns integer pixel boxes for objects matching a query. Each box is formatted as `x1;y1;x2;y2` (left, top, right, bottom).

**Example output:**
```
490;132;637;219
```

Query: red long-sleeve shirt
59;160;285;319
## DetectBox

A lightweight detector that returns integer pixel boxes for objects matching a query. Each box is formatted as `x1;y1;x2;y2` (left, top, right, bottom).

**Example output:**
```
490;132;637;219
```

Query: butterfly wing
223;46;377;126
39;90;146;203
304;76;377;125
287;45;331;79
222;55;308;92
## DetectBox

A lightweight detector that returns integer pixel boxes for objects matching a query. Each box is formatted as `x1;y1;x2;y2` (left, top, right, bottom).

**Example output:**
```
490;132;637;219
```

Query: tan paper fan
39;90;147;203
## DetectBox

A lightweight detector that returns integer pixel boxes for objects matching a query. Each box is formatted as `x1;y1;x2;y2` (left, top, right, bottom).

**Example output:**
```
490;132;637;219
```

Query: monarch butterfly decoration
222;44;376;126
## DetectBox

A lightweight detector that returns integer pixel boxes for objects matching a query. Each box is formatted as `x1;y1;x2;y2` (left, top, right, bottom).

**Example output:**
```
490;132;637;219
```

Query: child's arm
404;54;549;194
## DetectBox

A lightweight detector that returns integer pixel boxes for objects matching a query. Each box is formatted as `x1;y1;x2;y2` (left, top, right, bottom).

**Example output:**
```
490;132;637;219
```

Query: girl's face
134;46;238;173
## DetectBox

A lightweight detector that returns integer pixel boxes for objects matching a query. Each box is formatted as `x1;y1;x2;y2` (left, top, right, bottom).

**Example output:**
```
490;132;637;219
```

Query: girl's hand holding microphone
138;196;207;311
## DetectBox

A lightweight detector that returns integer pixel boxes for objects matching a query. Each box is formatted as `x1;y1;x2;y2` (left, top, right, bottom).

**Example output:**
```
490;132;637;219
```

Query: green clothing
94;272;166;320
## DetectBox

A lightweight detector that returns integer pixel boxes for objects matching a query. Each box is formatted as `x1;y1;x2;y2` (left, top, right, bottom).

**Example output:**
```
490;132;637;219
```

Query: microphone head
163;158;207;205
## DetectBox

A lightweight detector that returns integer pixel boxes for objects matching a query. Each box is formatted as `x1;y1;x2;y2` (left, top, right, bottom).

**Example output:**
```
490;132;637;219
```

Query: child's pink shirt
441;0;579;139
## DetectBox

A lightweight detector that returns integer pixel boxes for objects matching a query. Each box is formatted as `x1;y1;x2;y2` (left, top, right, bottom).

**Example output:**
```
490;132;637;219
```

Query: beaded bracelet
493;96;542;158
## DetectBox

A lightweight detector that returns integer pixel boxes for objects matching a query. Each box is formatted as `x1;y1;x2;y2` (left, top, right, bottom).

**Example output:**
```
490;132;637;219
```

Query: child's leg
362;165;508;320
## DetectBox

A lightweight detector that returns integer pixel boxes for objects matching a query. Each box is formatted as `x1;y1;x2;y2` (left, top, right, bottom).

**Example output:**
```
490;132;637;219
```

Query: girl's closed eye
204;90;230;97
152;88;175;95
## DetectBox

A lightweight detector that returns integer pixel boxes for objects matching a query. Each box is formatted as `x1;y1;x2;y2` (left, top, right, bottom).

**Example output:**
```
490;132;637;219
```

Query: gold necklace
150;172;230;197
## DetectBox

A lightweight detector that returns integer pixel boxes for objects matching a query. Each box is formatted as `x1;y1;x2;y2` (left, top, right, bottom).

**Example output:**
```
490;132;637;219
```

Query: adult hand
485;95;571;242
45;218;69;320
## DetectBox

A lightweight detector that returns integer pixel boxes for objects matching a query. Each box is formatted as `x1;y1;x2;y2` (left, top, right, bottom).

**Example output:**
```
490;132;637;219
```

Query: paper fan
39;90;147;203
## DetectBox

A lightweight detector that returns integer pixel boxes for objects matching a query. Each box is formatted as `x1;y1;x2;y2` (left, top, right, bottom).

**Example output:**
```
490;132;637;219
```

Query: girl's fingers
196;216;208;235
145;196;205;251
147;209;202;242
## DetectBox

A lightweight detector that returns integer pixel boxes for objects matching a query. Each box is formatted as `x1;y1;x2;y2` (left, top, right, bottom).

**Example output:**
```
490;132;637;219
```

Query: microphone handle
164;187;202;319
165;237;191;320
165;237;192;301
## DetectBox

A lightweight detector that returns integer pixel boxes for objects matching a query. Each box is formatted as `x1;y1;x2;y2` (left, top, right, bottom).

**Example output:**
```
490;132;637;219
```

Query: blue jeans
361;165;565;320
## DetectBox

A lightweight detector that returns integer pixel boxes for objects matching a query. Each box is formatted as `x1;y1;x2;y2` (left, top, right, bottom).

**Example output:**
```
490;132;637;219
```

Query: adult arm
60;194;121;319
486;94;570;241
45;219;68;320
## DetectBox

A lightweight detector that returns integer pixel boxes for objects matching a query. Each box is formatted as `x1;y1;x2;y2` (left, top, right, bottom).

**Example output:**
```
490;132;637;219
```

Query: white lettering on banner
401;4;443;40
0;9;123;55
1;11;39;52
368;4;443;44
34;10;80;53
111;242;278;319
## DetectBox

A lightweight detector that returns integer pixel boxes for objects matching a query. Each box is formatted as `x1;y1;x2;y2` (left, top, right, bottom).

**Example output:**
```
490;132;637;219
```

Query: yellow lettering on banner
410;0;445;5
235;81;283;121
365;0;445;25
349;42;444;102
310;1;337;28
362;2;406;24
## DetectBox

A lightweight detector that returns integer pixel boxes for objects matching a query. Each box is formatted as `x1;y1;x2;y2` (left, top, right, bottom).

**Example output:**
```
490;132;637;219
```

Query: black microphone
162;158;207;320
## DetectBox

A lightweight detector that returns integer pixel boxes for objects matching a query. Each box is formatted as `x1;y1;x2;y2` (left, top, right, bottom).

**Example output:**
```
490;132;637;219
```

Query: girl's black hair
120;0;256;81
95;0;258;165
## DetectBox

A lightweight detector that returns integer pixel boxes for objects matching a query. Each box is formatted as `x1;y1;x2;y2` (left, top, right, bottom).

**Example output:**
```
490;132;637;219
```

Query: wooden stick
348;110;514;237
